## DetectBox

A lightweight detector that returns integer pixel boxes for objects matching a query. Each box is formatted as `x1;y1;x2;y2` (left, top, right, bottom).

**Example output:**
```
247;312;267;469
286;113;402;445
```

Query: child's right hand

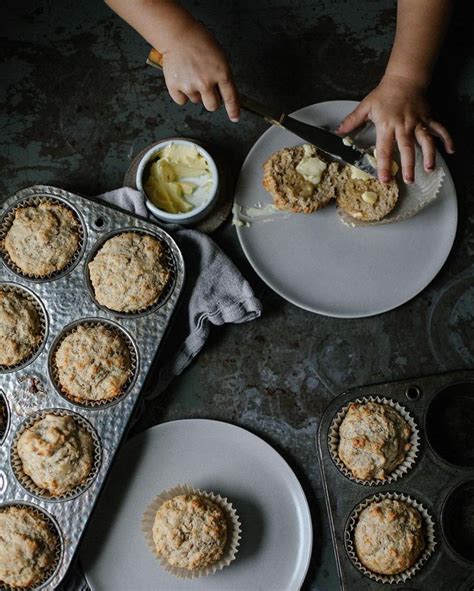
162;23;240;122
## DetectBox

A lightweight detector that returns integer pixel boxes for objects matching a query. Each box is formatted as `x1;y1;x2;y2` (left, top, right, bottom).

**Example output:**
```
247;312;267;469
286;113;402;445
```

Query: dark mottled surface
1;1;473;589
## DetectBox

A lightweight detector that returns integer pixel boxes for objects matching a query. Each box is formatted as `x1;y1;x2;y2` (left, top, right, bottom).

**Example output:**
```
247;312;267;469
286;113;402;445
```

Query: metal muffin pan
317;369;474;590
0;184;184;590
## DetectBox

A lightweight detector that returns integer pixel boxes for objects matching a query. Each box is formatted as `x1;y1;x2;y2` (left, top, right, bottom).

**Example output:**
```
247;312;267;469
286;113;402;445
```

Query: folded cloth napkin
60;187;261;591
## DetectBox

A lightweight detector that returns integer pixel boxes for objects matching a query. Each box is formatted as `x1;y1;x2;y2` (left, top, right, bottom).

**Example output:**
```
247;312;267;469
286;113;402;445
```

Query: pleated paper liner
328;396;420;486
0;283;48;374
338;146;446;227
0;195;86;281
0;502;63;591
345;492;436;584
10;408;102;502
48;319;139;409
85;228;177;318
142;484;241;580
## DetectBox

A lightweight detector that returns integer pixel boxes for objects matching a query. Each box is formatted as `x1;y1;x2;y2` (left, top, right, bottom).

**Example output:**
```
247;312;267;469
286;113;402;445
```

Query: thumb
336;103;369;135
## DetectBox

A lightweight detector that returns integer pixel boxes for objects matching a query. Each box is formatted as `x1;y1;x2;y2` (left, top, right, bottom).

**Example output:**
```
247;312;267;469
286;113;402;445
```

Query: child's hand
336;74;454;184
162;23;240;122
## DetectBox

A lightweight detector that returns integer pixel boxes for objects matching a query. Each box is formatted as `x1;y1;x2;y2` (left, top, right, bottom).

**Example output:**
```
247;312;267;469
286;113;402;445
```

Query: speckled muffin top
0;506;58;588
336;167;399;221
3;202;81;276
263;145;339;213
354;499;425;575
88;232;171;312
16;413;95;495
338;402;411;481
54;324;132;402
0;289;42;367
152;494;227;571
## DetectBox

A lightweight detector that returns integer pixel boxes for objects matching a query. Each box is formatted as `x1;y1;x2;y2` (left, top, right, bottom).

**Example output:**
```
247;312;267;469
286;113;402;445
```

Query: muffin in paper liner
344;492;436;584
85;229;176;318
0;283;48;373
0;502;63;591
142;484;241;580
10;408;102;502
48;319;138;409
338;146;446;227
0;195;86;281
328;396;420;486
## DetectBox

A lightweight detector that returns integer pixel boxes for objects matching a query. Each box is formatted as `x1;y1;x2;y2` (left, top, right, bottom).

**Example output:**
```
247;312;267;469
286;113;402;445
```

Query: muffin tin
0;184;184;590
317;369;474;590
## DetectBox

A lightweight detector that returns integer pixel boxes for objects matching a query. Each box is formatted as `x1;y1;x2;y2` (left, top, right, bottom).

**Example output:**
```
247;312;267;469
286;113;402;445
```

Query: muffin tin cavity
425;381;474;467
0;394;8;444
10;409;102;501
85;228;177;318
442;479;474;564
0;501;63;591
48;319;139;409
0;283;48;373
0;195;86;282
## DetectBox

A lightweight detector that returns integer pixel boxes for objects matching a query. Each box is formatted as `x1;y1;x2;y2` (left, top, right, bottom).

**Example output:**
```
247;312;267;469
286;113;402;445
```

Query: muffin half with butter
263;144;339;213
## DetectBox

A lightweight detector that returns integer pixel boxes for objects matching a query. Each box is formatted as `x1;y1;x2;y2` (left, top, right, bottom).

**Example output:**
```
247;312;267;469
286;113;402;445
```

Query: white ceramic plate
235;100;458;317
81;419;313;591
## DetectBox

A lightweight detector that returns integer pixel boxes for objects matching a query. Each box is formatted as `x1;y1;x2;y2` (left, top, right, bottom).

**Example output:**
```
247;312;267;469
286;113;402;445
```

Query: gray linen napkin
60;187;261;591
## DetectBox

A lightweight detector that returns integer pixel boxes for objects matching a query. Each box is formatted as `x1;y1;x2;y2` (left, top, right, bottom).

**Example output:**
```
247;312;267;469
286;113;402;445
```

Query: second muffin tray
0;185;185;590
318;369;474;590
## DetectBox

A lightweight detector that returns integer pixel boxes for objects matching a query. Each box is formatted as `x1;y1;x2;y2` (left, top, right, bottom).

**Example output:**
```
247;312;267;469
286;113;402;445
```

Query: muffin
16;413;95;495
354;499;425;575
263;144;339;213
3;202;81;276
0;288;42;367
54;324;132;403
88;232;170;312
152;494;227;571
336;165;399;221
0;506;58;588
338;402;411;481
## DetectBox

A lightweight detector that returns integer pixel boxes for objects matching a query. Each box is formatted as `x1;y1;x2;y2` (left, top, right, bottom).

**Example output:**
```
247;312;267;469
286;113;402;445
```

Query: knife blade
146;48;377;177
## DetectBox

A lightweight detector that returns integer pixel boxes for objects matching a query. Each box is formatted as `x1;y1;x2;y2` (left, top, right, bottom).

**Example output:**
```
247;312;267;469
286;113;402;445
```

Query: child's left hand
336;74;454;184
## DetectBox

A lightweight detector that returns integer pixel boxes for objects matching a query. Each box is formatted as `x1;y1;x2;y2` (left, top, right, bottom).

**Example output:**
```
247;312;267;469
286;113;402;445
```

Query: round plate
81;419;313;591
235;100;458;318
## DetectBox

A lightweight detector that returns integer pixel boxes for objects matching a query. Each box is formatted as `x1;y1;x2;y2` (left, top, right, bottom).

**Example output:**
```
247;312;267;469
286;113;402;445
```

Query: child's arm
105;0;240;121
337;0;454;184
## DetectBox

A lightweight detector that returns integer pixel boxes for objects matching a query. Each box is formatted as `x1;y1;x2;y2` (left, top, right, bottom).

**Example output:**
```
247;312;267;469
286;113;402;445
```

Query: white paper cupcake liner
49;319;138;409
328;396;420;486
10;408;102;502
0;502;63;591
142;484;241;580
345;492;436;584
0;283;48;374
0;195;86;280
338;146;445;227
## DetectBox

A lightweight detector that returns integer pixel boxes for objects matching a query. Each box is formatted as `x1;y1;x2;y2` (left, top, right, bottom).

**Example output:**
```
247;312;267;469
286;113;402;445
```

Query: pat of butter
342;136;354;146
361;191;378;204
350;166;372;181
296;144;327;185
369;150;399;176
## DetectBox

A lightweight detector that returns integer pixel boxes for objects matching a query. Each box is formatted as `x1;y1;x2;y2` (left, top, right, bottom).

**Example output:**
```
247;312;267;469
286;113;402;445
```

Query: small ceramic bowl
136;139;219;225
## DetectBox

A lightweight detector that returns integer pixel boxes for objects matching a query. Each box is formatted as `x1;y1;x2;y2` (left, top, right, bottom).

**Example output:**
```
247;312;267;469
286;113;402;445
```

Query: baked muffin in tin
3;202;81;276
16;413;95;496
88;232;170;313
152;494;227;571
354;498;425;575
54;324;132;403
0;506;58;588
338;402;411;481
0;288;42;367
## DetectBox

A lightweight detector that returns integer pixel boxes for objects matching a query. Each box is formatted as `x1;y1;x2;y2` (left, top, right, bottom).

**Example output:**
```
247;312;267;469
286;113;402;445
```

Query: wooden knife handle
147;48;164;69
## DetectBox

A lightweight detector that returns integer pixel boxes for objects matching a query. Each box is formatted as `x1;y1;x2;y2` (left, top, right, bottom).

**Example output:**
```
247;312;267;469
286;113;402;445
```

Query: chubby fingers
395;126;416;184
427;120;455;154
414;124;436;172
218;77;240;122
374;125;395;184
337;102;369;135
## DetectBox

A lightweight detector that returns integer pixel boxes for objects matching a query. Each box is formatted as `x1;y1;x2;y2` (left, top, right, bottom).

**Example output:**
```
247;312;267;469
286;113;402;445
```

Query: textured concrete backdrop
1;1;473;589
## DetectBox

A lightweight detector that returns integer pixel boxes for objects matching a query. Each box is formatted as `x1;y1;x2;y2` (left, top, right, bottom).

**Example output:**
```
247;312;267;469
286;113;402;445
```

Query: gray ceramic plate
235;100;458;317
81;419;313;591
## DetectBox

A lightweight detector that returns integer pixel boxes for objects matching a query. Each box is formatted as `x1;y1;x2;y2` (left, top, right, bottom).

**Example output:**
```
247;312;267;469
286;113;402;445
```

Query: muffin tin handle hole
405;385;422;401
93;217;105;229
